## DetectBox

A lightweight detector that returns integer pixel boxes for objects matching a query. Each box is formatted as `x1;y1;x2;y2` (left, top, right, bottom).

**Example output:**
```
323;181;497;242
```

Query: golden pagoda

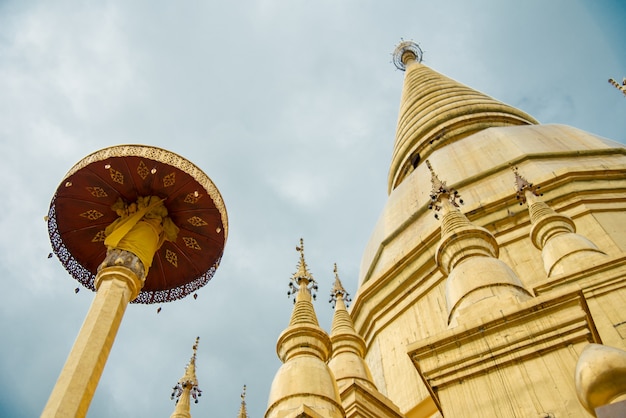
349;41;626;417
264;41;626;417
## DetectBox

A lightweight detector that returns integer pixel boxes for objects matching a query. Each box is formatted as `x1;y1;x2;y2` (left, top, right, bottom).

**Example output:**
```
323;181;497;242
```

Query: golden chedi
350;41;626;417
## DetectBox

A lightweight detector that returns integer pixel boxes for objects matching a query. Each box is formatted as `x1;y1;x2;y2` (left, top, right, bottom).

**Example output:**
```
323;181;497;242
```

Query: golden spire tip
512;166;541;204
426;160;463;218
329;263;351;308
287;238;318;302
392;40;423;71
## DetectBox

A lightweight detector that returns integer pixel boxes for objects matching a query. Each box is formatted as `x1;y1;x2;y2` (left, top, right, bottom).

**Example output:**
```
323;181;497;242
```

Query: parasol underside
48;145;228;304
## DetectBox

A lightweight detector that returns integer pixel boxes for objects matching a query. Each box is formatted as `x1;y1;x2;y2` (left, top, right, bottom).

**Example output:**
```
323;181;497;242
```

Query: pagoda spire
428;161;532;326
328;265;405;417
238;385;249;418
513;167;607;277
388;40;538;193
265;239;344;418
327;264;376;392
170;337;202;418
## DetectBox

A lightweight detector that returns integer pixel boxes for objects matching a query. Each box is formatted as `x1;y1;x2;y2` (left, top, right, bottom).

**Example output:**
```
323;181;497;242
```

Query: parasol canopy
47;145;228;304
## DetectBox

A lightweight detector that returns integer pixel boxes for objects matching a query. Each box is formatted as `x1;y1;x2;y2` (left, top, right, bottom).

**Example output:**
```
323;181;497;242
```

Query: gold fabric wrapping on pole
104;196;179;273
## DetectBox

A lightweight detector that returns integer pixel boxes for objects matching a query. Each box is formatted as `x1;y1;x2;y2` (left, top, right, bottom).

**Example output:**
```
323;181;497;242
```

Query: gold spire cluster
268;245;405;417
328;264;374;389
266;240;343;418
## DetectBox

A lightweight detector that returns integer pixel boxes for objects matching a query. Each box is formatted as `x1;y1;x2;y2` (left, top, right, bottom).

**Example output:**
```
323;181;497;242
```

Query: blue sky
0;1;625;417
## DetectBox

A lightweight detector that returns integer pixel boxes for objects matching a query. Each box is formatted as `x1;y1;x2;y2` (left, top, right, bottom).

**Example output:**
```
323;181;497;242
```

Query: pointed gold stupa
265;239;344;418
238;385;249;418
513;167;608;277
428;160;532;326
388;41;537;192
328;264;376;392
170;337;202;418
328;265;404;418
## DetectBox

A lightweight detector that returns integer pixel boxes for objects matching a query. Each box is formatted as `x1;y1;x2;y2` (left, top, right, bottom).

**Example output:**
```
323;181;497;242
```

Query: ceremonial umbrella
47;145;228;304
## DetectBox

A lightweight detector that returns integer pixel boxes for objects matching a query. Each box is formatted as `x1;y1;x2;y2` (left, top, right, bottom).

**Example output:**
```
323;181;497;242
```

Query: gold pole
170;386;192;418
41;258;144;418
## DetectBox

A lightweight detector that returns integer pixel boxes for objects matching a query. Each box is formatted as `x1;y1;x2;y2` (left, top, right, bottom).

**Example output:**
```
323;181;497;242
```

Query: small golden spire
237;385;248;418
170;337;202;418
512;166;542;204
426;160;463;219
287;238;318;302
267;243;342;418
329;263;351;308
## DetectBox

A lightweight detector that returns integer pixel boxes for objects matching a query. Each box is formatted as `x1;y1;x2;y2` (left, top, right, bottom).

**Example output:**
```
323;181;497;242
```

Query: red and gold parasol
47;145;228;304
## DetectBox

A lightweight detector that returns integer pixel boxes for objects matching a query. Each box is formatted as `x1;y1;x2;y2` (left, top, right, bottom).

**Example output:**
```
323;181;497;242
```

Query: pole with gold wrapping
41;251;146;417
42;145;228;418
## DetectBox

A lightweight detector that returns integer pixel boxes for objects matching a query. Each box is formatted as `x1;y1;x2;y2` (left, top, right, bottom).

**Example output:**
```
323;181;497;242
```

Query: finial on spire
426;160;463;219
608;77;626;97
512;166;542;204
238;384;249;418
287;238;318;302
170;336;202;405
392;40;423;71
329;263;352;308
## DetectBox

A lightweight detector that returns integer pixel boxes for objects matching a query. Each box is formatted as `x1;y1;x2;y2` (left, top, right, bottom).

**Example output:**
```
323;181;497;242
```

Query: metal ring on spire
392;40;423;71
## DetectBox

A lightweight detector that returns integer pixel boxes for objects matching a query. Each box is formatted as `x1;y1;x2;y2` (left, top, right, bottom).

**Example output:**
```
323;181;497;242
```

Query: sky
0;1;624;417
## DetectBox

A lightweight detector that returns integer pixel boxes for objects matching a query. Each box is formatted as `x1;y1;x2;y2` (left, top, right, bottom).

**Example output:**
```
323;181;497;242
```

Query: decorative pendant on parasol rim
47;145;228;304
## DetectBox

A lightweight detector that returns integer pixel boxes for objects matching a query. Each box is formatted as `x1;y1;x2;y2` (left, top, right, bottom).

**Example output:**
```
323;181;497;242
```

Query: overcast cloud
0;1;625;417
